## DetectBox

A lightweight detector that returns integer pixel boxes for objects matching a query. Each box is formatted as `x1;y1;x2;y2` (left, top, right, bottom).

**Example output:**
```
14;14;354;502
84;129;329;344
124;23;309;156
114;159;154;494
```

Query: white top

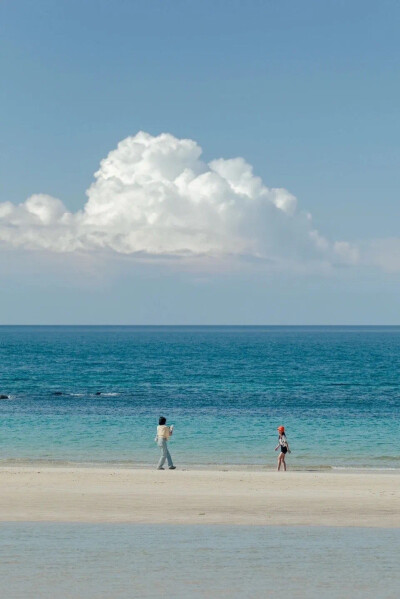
156;425;171;440
279;434;288;447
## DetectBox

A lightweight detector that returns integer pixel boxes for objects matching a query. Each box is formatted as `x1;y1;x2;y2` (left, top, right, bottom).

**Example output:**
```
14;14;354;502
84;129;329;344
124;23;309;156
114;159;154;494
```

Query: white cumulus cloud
0;131;357;267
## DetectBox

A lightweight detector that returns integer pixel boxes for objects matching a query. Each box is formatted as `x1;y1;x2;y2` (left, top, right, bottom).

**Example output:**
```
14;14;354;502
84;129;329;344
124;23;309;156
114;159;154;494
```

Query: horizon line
1;324;400;328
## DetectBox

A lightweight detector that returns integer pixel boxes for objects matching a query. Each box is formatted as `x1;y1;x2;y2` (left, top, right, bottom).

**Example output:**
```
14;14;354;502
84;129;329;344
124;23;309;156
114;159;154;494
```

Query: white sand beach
1;467;399;527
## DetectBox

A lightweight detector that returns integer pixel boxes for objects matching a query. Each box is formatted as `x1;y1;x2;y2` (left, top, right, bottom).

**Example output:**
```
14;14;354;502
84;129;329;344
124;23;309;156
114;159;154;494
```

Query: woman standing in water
275;425;291;471
155;416;176;470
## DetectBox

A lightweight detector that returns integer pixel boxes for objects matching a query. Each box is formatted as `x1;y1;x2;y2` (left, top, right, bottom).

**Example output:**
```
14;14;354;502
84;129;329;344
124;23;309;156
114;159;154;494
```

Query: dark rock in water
0;394;9;399
52;391;63;396
95;391;102;396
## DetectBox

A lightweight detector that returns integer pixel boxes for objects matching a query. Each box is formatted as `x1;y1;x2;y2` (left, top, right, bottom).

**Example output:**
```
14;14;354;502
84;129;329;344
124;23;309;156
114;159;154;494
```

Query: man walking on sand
155;416;176;470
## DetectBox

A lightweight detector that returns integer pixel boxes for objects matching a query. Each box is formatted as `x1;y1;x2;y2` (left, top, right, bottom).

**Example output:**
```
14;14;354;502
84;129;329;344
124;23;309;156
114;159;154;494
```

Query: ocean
1;325;399;469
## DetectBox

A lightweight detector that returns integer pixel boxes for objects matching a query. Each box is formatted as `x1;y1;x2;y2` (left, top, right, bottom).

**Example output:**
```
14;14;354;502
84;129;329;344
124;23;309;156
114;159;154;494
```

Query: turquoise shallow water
1;524;399;598
1;326;400;468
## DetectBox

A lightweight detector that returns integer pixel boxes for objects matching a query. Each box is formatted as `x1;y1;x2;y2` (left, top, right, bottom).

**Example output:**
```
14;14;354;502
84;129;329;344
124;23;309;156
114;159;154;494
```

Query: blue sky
1;0;400;323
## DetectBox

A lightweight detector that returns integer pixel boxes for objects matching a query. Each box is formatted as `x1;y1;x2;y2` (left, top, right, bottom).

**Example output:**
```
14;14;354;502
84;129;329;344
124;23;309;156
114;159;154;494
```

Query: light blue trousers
157;438;174;469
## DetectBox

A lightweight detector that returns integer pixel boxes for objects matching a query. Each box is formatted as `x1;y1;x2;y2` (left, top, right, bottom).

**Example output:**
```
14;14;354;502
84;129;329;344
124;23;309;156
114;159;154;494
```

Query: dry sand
1;467;399;527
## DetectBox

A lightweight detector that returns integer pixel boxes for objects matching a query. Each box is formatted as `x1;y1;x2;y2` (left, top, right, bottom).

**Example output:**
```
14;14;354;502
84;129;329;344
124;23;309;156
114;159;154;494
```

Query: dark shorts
280;446;287;454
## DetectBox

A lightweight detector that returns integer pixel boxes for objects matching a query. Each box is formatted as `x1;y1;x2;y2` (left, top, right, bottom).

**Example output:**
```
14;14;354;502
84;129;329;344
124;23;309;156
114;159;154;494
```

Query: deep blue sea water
1;326;399;468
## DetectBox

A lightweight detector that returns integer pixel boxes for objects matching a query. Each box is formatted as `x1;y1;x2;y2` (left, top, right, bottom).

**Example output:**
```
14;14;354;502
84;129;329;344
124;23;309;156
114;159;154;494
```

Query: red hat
277;426;285;432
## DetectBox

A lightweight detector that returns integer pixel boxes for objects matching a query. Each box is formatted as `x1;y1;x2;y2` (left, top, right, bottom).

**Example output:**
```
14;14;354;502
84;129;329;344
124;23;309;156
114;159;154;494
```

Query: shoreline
1;462;400;473
1;459;399;473
1;466;399;527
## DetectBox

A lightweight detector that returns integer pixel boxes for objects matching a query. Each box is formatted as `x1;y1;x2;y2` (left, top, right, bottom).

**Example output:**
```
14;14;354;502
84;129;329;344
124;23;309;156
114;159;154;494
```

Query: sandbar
0;467;399;527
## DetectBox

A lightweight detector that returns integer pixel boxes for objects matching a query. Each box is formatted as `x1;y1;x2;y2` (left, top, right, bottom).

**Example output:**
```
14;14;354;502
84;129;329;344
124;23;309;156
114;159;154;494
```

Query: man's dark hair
159;416;167;425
